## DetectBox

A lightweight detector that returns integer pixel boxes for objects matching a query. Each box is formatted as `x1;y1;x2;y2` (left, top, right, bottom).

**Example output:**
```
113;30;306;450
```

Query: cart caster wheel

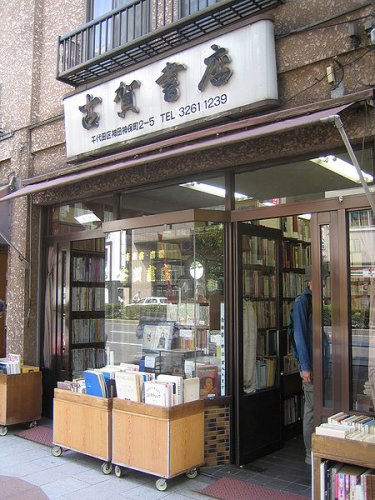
156;478;167;491
186;468;198;479
114;465;123;478
0;425;8;436
101;462;113;475
28;420;37;429
51;446;63;457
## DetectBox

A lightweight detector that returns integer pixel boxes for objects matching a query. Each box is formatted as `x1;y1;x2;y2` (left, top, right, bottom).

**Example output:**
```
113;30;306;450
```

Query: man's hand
300;370;313;384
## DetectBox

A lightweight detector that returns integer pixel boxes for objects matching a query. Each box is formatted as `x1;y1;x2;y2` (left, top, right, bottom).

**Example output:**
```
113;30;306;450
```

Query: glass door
234;222;282;465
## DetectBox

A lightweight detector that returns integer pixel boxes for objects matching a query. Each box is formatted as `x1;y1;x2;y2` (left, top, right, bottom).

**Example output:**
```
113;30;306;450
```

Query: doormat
199;477;309;500
15;425;54;448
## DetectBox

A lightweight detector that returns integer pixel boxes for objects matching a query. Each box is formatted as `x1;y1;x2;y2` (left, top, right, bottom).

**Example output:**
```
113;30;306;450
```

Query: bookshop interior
34;140;375;473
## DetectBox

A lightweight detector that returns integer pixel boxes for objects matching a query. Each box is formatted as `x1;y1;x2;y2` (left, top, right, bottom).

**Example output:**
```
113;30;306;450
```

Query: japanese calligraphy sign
64;19;278;158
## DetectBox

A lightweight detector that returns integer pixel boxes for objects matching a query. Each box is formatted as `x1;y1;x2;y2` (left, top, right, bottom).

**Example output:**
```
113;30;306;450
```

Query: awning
0;102;354;203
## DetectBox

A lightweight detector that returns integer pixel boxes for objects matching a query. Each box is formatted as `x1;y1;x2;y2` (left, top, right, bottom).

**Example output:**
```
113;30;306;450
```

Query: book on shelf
336;464;368;500
144;380;173;407
157;374;183;405
196;363;219;398
320;462;375;500
115;371;142;402
183;377;200;403
315;422;354;438
142;323;174;350
84;370;108;397
327;412;375;436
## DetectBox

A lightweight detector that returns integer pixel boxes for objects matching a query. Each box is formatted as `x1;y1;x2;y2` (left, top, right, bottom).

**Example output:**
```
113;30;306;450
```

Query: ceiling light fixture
180;181;250;200
74;212;101;224
310;155;373;184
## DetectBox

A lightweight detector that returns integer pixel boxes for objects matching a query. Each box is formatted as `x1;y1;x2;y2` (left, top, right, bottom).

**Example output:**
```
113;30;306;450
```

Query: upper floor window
180;0;218;17
88;0;132;20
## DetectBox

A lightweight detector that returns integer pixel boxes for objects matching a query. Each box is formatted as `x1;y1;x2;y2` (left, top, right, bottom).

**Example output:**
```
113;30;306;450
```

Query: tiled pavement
0;419;312;499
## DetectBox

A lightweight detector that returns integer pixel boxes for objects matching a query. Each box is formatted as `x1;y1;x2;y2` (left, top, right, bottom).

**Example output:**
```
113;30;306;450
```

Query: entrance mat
200;477;309;500
15;425;53;448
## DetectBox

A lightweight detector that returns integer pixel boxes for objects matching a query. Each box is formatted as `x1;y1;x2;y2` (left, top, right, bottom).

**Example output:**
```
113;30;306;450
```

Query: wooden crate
112;398;204;479
312;433;375;499
0;372;42;426
53;388;112;461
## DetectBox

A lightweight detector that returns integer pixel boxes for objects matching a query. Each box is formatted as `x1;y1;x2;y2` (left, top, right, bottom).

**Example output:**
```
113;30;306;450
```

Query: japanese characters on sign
65;20;278;157
79;45;231;130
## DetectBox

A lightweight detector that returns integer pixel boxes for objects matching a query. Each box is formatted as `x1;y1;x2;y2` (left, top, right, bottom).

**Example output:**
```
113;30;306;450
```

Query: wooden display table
0;372;42;435
52;389;113;473
312;433;375;499
112;398;205;491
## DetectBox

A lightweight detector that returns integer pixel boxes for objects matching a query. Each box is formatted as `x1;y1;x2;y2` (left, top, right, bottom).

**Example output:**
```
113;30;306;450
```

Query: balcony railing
57;0;283;87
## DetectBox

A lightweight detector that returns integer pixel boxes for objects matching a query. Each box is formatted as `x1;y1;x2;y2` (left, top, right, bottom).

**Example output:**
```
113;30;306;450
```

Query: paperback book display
59;364;200;407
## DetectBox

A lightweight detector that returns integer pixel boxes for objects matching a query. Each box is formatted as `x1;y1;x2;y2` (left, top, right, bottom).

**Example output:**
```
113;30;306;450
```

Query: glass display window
348;209;375;412
103;214;226;399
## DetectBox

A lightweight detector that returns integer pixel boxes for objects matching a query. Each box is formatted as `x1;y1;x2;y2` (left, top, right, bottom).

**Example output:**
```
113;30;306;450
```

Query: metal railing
57;0;283;86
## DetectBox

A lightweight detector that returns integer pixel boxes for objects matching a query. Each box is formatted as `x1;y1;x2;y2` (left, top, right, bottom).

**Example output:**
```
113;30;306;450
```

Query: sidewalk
0;420;312;499
0;421;214;500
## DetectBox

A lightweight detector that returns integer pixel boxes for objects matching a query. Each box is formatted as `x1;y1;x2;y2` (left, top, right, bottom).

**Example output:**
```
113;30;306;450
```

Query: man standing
293;267;313;465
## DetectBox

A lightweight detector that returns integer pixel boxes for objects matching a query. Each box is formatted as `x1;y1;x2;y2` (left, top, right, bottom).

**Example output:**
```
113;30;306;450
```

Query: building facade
1;0;375;465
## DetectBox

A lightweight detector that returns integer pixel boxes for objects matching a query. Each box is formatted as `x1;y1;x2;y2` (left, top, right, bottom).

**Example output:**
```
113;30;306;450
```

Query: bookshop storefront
3;13;374;463
23;88;375;466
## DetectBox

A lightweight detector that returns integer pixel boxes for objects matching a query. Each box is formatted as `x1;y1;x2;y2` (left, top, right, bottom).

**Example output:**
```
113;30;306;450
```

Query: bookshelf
312;434;375;500
69;239;106;377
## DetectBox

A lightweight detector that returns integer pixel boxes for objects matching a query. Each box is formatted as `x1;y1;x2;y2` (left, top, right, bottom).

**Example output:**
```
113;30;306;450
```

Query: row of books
320;460;375;500
243;270;276;298
283;353;299;375
71;347;106;373
242;236;276;267
315;412;375;442
255;356;277;390
165;303;209;325
282;240;311;269
282;271;306;298
282;215;311;242
252;301;277;329
82;364;201;406
283;394;302;426
175;327;210;353
72;255;105;282
71;286;105;311
71;318;105;344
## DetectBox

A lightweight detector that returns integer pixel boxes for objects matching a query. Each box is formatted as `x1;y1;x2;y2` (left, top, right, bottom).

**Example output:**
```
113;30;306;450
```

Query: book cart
312;433;375;500
52;389;113;474
0;371;42;436
111;398;204;491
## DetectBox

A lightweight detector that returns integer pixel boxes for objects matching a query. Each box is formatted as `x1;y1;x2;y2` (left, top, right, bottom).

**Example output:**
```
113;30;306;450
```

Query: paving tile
41;477;93;498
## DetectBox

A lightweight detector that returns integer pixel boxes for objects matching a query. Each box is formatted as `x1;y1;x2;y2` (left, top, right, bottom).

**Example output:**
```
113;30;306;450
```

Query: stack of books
316;412;375;441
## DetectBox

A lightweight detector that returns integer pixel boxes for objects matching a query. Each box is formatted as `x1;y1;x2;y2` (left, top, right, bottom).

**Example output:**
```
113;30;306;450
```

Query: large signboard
64;19;278;158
